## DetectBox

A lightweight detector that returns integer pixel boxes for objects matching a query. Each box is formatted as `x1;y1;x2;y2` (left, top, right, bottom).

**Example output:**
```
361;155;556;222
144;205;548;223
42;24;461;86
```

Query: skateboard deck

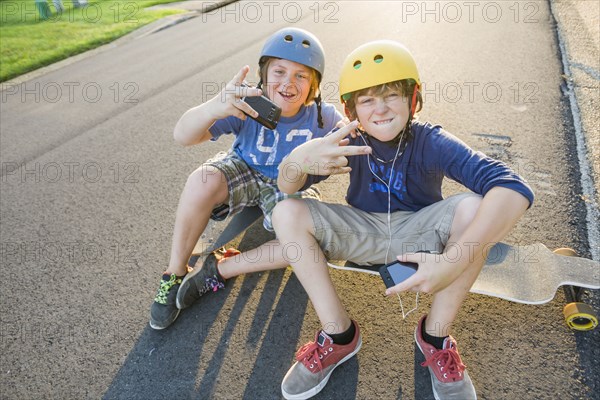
188;206;263;267
471;243;599;304
329;242;599;304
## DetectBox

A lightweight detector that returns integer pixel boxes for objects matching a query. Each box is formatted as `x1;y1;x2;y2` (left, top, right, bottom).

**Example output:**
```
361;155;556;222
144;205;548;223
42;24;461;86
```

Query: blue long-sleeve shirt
304;120;534;212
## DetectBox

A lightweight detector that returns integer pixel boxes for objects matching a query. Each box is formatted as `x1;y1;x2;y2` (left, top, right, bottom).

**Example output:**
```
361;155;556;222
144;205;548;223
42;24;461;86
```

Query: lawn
0;0;185;82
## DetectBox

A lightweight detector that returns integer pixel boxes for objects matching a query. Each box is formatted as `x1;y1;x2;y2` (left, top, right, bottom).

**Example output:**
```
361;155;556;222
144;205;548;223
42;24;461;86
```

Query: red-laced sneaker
415;315;477;399
281;320;362;400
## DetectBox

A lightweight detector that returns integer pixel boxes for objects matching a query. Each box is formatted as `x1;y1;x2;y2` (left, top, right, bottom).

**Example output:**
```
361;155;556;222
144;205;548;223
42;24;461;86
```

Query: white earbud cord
360;129;419;320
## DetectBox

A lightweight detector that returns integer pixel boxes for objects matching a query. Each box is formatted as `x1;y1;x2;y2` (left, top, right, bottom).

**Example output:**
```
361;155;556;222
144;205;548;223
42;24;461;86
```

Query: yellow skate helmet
339;40;421;115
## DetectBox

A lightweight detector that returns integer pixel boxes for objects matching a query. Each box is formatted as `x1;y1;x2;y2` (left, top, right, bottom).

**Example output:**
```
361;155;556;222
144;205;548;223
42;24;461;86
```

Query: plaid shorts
205;151;321;231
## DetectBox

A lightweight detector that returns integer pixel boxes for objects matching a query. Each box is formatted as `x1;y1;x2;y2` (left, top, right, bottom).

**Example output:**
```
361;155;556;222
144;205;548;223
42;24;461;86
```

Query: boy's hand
335;118;349;129
335;118;361;138
208;65;263;120
384;253;465;295
290;121;371;176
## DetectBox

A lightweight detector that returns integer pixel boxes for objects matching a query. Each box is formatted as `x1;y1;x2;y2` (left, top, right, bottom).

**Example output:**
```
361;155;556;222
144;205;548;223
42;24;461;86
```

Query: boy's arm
389;186;530;295
278;153;310;194
173;98;227;146
173;65;262;146
277;121;371;194
428;128;535;206
443;186;530;275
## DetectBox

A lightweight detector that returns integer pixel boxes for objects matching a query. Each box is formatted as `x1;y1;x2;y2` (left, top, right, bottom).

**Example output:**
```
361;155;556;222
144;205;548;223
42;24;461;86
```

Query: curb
549;0;600;261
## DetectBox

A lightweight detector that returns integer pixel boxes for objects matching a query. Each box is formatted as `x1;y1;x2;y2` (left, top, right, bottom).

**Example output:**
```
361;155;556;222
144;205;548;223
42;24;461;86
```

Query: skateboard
328;243;600;331
187;206;263;267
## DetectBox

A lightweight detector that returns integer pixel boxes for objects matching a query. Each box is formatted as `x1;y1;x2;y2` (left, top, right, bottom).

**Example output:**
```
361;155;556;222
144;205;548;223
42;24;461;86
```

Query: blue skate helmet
259;27;325;82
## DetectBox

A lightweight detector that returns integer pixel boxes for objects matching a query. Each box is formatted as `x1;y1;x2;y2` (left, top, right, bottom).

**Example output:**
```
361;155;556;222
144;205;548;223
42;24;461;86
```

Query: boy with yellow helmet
274;40;534;399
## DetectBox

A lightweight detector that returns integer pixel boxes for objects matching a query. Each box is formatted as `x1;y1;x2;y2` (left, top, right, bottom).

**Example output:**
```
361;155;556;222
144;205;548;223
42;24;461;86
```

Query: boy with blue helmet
273;40;534;399
149;28;343;330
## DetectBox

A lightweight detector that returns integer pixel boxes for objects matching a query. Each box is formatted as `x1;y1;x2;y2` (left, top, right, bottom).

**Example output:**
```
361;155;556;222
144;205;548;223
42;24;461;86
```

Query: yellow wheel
554;248;598;331
554;247;577;257
563;302;598;331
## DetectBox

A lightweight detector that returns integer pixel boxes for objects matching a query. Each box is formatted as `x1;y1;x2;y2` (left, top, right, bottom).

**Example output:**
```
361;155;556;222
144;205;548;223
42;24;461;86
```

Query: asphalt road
1;1;599;399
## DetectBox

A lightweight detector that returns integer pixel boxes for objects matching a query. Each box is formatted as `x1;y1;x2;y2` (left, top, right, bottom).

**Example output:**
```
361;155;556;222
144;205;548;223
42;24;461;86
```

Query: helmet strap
315;93;324;129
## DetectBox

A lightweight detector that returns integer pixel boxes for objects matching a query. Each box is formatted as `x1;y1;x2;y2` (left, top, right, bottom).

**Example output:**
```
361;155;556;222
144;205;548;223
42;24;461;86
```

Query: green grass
0;0;185;82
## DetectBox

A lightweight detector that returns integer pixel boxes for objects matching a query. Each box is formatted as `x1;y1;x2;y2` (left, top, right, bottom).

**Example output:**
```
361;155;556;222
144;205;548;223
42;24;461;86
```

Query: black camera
241;84;282;130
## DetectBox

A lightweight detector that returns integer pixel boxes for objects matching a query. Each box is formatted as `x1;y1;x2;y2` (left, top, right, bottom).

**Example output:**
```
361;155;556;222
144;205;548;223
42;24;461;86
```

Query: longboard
328;243;600;331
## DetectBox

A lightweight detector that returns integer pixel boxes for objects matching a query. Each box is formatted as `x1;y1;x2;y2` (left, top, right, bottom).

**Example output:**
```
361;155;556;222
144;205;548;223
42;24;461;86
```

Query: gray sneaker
176;253;225;309
149;273;182;330
415;315;477;400
281;321;362;400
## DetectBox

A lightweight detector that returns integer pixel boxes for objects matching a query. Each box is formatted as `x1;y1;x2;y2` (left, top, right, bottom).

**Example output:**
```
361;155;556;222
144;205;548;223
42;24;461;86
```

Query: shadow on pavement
102;271;234;400
413;343;434;400
103;223;361;399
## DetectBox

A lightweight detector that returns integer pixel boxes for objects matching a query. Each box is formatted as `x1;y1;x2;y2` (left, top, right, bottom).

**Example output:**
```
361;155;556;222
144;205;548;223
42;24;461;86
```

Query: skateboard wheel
553;247;577;257
563;302;598;331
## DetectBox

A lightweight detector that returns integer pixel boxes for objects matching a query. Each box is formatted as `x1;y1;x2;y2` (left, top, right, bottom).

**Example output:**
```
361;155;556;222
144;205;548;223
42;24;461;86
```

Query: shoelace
154;274;180;304
199;276;225;295
422;347;466;381
295;341;325;372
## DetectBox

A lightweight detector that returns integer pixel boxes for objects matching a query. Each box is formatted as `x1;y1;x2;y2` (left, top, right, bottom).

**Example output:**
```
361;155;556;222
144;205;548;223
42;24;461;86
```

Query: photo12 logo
201;1;340;23
0;240;138;267
0;1;140;23
303;80;540;106
399;1;540;24
1;161;140;184
1;81;139;104
420;81;540;104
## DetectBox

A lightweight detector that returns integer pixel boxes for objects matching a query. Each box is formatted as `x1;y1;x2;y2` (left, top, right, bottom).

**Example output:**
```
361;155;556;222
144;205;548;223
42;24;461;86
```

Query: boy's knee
186;166;227;203
272;199;310;232
188;165;222;184
451;195;482;236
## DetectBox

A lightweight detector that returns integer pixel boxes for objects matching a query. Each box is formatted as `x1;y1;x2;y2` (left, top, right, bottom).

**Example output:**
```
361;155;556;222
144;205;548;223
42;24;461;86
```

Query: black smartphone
241;84;281;130
379;260;418;288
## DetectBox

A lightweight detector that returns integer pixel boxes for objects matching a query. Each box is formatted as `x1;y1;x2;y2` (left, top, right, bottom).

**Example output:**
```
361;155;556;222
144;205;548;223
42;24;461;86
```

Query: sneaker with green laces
149;273;183;330
176;252;226;309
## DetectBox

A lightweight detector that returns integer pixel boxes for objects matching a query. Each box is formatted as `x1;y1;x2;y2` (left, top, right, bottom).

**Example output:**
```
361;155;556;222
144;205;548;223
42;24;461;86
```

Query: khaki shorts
304;193;479;265
205;151;320;231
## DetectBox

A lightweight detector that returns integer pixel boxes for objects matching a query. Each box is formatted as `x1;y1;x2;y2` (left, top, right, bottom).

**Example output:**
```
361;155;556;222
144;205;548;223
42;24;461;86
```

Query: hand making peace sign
289;120;372;176
207;65;263;121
